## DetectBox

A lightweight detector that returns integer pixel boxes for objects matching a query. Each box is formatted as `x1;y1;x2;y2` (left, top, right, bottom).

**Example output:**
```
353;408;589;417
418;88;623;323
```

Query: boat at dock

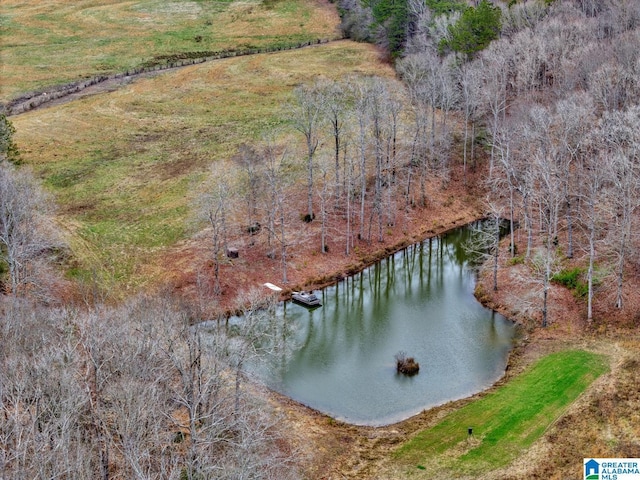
292;291;322;308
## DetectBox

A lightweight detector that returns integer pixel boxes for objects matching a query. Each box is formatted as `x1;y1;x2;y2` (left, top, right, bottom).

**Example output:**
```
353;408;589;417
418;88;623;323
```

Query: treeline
0;293;299;479
0;116;61;299
196;70;465;293
340;0;640;325
203;0;640;327
339;0;503;58
443;0;640;325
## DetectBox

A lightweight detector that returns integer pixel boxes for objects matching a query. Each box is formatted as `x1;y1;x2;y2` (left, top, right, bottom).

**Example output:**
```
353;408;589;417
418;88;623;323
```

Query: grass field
392;350;609;477
0;0;341;102
12;41;396;292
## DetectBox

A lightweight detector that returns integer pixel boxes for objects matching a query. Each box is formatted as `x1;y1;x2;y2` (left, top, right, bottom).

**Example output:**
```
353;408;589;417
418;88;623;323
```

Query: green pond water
249;226;518;426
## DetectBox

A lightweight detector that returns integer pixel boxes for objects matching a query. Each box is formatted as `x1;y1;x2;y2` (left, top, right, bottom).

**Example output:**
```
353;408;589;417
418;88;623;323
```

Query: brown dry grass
11;41;394;296
1;0;342;101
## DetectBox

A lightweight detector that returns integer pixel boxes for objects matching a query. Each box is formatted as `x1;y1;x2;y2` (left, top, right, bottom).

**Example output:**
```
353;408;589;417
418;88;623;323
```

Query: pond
248;226;518;426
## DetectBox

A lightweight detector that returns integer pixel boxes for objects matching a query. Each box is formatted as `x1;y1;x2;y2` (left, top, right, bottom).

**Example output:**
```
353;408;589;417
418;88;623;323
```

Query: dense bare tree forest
0;292;301;479
2;0;640;477
201;0;640;324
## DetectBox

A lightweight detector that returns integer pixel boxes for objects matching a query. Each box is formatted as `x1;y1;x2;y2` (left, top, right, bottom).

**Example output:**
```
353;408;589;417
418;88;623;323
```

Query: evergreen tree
443;0;501;59
425;0;467;16
367;0;409;56
0;114;20;163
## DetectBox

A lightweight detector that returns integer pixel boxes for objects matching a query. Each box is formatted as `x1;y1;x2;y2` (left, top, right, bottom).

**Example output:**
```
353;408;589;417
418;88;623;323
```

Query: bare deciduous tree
234;143;264;244
457;60;483;183
479;40;513;179
343;146;357;255
397;54;429;207
528;134;564;328
317;79;352;198
465;204;504;292
290;83;323;221
397;50;439;207
598;107;640;310
317;162;333;254
554;93;595;259
263;143;292;283
0;162;57;296
0;295;301;479
490;117;520;259
198;163;236;295
348;77;372;239
579;144;608;321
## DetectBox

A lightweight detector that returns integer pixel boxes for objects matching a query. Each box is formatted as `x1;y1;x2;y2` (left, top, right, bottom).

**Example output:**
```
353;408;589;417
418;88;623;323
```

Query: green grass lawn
393;350;609;477
1;0;341;101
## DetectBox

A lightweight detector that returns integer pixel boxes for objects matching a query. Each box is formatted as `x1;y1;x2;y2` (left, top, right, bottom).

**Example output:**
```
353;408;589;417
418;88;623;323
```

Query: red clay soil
119;153;640;479
155;152;640;331
163;163;489;317
476;234;640;336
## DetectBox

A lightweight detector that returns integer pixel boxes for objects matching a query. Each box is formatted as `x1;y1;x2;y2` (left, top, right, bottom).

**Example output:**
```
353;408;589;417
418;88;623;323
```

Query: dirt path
4;38;338;116
9;34;640;478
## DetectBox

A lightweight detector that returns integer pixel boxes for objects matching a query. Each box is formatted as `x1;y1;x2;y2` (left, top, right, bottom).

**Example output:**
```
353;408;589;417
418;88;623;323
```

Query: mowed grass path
1;0;341;101
393;350;609;478
12;41;396;291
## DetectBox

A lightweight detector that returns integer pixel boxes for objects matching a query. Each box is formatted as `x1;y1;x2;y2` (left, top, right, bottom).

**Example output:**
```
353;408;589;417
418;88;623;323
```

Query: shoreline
254;211;634;478
250;217;529;425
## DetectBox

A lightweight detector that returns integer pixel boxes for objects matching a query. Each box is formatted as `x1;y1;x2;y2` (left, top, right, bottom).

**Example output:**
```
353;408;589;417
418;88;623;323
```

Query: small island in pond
395;351;420;376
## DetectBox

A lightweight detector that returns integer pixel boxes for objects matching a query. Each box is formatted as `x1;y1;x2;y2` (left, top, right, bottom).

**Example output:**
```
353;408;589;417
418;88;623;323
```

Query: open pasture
1;0;341;102
12;41;395;292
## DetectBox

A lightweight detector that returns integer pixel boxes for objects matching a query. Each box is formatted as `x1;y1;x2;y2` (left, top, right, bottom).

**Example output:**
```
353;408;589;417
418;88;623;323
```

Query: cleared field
0;0;341;102
392;350;609;478
12;41;396;292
